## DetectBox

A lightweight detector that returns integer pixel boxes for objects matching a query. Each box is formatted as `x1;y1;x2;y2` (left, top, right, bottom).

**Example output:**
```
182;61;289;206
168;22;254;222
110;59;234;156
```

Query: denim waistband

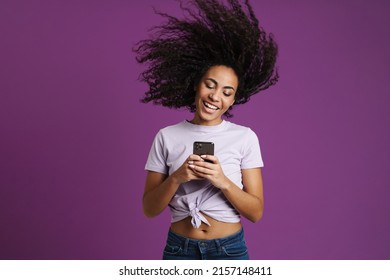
167;228;244;250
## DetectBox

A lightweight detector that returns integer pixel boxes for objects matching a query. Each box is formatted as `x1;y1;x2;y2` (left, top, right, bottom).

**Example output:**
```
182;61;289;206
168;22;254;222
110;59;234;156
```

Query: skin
143;65;264;239
191;65;237;126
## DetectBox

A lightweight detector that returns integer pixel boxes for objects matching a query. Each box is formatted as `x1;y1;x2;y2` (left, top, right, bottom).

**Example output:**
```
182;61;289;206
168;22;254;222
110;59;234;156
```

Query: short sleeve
145;131;169;174
241;129;264;169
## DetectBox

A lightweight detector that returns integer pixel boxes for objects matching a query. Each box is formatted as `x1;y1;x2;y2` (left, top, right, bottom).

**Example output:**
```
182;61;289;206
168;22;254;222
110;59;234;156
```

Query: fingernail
200;155;207;158
188;161;193;164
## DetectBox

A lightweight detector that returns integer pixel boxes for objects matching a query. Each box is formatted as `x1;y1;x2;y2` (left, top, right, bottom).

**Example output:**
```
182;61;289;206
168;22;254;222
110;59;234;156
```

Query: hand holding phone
193;141;214;163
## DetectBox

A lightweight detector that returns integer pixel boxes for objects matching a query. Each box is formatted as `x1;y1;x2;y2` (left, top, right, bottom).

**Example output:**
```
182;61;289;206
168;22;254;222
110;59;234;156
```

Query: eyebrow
205;78;236;91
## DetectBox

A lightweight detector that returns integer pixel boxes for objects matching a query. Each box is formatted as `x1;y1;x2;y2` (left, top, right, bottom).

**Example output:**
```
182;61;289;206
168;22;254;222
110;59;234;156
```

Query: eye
205;83;215;89
223;92;232;97
204;80;216;89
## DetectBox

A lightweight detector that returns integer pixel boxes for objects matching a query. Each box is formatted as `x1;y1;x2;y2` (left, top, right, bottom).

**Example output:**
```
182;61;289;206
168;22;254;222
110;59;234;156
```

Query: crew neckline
183;119;228;133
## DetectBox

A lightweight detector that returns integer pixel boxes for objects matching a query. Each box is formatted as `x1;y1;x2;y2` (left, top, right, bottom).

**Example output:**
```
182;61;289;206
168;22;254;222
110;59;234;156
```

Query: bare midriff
170;212;242;240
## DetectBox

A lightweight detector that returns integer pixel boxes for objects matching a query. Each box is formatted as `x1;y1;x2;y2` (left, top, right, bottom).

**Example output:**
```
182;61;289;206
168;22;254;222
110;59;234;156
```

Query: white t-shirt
145;120;263;228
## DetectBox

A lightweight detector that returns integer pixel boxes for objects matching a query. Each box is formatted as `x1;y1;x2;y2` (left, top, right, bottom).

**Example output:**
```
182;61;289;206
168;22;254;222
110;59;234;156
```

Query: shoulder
157;120;188;136
224;121;257;137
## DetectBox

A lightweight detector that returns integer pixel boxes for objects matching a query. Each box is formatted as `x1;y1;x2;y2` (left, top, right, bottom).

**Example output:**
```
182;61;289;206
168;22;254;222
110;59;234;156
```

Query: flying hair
134;0;279;117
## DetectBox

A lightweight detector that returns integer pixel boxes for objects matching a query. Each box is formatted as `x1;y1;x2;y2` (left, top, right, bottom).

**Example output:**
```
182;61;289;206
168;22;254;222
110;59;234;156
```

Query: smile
203;101;219;110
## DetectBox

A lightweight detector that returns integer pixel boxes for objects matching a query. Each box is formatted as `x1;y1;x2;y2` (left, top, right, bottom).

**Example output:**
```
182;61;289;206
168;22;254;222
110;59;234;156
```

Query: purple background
1;0;389;260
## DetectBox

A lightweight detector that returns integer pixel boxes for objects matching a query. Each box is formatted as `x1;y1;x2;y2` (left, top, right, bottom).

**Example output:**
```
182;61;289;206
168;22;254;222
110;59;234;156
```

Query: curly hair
134;0;278;117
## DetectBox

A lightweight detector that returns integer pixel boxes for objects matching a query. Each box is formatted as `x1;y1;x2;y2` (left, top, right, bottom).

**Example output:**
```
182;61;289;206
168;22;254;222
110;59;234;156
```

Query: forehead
203;65;238;87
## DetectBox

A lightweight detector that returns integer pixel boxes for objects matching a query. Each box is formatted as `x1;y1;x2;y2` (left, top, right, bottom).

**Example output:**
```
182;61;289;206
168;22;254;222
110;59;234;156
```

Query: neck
189;117;223;126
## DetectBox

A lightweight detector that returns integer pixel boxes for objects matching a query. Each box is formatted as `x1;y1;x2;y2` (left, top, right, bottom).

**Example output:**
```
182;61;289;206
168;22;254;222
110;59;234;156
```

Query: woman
134;0;278;260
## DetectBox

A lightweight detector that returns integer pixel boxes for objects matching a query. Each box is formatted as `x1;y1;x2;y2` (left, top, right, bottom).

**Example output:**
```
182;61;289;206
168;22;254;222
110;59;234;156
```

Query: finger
189;164;211;175
187;159;204;165
188;154;203;161
186;166;203;179
192;160;213;170
200;154;217;163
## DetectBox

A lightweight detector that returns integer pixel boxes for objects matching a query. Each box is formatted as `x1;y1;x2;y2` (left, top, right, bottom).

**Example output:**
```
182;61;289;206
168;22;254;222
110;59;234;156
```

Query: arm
143;155;205;217
221;168;264;222
143;171;174;217
189;156;264;222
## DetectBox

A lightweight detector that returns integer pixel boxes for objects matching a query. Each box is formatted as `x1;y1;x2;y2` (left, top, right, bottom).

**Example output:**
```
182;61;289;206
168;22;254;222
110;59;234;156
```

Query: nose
208;91;221;102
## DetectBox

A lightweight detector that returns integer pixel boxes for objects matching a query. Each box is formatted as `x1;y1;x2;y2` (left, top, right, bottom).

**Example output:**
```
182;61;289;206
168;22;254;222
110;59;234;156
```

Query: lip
202;101;220;112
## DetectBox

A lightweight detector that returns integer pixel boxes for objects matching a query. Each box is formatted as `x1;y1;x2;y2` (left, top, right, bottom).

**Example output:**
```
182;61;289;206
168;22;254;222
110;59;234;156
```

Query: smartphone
193;141;214;158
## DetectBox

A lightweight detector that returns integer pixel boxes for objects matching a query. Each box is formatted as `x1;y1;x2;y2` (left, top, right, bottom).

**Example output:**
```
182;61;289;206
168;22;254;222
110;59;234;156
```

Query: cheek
230;95;236;106
224;96;235;107
196;89;209;101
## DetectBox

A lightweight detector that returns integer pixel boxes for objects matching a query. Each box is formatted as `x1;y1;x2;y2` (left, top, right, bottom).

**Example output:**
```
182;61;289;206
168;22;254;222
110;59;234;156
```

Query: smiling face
191;65;238;126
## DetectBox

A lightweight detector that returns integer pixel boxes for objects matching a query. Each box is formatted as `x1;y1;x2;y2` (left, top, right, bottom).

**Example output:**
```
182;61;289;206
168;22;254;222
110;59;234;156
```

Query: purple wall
1;0;389;260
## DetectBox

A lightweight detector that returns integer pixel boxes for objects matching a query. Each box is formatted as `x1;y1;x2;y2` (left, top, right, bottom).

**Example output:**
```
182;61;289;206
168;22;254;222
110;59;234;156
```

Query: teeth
204;102;218;110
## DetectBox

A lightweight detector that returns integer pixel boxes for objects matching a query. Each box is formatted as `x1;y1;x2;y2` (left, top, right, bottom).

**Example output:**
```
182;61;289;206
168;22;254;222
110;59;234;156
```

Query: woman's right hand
143;154;205;217
171;154;205;184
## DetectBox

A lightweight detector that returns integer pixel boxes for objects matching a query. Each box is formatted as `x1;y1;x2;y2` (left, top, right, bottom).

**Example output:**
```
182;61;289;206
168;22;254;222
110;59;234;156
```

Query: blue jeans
162;228;249;260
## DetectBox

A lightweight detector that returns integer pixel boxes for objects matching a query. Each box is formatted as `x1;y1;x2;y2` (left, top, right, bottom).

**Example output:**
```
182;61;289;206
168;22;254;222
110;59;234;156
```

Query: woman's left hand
188;155;230;190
